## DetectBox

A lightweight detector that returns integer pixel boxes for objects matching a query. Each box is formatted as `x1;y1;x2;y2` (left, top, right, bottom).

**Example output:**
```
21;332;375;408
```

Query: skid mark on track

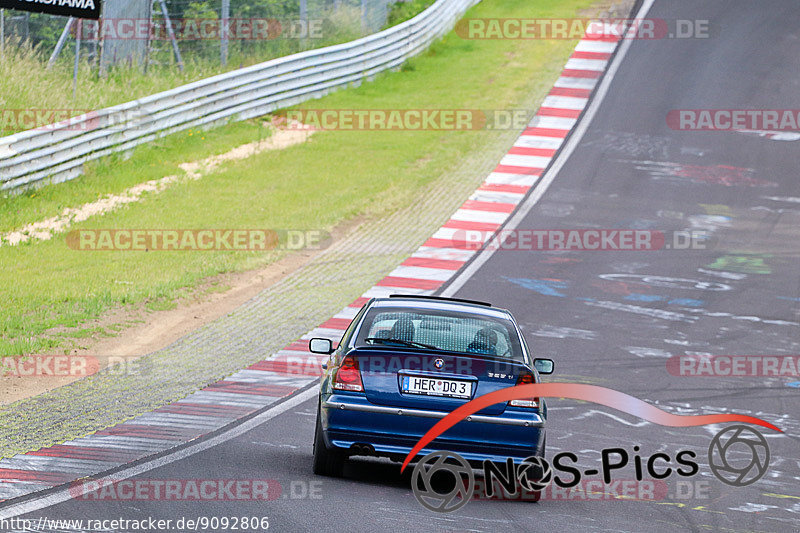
504;273;798;329
529;325;597;340
582;300;697;322
625;346;672;358
686;214;732;233
567;409;650;427
697;268;748;280
737;130;800;142
622;160;779;187
598;274;731;291
537;202;575;217
663;338;710;348
677;307;799;327
608;261;650;273
582;131;674;158
763;196;800;203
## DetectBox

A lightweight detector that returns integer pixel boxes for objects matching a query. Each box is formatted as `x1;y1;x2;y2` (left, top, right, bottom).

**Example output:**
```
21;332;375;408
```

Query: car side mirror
309;338;334;354
533;358;554;375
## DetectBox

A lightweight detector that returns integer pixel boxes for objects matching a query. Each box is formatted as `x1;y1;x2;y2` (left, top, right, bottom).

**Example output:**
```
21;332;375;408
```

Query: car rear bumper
320;394;545;463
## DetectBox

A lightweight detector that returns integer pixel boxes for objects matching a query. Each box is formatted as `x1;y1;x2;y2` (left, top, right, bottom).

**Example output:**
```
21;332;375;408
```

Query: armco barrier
0;0;480;192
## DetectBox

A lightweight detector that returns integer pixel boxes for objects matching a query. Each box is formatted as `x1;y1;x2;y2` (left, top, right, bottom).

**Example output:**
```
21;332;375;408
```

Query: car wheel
313;406;345;477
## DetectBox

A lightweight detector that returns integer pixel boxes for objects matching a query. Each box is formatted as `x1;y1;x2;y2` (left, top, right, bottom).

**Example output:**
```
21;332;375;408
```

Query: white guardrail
0;0;480;192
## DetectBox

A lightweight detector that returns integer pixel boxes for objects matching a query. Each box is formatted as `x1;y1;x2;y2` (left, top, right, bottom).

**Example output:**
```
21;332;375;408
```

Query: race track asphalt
6;0;800;531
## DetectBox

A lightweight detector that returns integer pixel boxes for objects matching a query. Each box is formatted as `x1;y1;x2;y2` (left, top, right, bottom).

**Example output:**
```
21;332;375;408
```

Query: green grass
0;3;422;137
0;43;283;136
0;0;599;355
0;120;271;232
385;0;438;27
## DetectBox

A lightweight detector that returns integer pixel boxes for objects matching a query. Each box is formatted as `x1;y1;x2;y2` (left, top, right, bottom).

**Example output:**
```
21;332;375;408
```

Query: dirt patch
178;124;313;179
0;121;314;246
0;120;317;404
579;0;636;18
0;214;363;406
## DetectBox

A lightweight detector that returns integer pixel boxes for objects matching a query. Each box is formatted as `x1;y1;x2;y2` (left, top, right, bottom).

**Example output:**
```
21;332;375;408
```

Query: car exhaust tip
349;443;375;456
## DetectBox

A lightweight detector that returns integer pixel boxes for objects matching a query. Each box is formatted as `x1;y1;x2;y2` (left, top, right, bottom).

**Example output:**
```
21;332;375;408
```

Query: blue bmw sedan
310;295;554;476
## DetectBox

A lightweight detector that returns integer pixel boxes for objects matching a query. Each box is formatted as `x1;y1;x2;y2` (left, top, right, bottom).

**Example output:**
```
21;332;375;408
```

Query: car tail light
333;355;364;392
509;372;539;408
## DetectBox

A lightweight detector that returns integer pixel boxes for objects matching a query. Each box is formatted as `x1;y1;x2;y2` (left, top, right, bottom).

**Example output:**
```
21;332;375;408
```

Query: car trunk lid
351;348;530;415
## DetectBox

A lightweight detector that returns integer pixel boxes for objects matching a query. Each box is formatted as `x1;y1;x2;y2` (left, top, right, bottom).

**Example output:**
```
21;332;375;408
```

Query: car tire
313;406;345;477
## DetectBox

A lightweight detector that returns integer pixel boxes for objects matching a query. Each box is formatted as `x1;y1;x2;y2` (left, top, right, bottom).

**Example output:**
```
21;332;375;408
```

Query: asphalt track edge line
0;384;319;519
440;0;657;298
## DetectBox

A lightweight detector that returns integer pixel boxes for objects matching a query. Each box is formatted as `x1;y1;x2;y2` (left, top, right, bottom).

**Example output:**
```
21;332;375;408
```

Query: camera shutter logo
708;425;770;486
516;456;553;492
411;451;474;512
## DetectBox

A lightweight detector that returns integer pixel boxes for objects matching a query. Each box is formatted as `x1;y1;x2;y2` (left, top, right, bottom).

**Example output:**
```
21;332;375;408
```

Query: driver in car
467;327;498;355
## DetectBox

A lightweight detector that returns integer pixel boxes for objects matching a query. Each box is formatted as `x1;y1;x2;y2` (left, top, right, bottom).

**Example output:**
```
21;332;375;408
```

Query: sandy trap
1;121;313;246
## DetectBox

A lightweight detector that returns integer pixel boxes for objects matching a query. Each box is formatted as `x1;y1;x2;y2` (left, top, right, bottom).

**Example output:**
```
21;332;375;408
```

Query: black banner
0;0;102;20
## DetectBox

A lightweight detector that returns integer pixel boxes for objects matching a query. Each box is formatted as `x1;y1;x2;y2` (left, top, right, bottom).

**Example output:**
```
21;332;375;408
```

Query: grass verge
0;1;430;136
0;0;599;355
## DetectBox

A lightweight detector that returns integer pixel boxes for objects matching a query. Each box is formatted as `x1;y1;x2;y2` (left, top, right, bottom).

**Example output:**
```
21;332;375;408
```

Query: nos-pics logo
708;425;770;486
411;425;770;512
411;451;550;512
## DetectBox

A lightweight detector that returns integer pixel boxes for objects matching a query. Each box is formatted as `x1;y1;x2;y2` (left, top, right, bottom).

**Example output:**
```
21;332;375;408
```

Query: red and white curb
0;28;620;503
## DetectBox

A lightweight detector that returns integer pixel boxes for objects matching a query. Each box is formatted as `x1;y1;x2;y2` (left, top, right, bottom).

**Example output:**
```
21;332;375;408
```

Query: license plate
401;376;472;399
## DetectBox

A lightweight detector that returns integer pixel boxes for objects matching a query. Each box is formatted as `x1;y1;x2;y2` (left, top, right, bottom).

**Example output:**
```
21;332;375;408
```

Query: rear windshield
353;306;525;362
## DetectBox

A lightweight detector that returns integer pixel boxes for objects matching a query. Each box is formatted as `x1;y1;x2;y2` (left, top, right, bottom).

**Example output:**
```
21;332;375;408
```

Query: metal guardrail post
72;20;81;101
361;0;368;34
158;0;184;72
221;0;229;66
299;0;307;49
